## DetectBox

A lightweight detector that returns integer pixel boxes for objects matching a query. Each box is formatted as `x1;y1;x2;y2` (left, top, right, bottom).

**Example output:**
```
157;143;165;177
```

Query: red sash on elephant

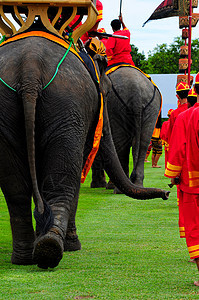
0;31;104;183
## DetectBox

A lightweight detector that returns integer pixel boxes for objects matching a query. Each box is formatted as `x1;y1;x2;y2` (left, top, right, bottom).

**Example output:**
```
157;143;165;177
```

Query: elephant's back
108;66;160;107
0;37;94;87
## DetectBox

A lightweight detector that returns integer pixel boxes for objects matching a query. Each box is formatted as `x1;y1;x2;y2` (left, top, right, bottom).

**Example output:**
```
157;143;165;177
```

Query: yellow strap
0;31;84;63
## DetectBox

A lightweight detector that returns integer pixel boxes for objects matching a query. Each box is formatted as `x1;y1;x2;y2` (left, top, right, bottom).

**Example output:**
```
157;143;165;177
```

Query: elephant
0;34;169;269
91;66;162;191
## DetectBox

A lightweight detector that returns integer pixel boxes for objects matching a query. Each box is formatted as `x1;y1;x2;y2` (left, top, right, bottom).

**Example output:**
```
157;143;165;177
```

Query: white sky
100;0;199;57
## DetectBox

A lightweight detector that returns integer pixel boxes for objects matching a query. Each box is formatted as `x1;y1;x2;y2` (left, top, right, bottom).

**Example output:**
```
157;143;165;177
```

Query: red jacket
106;28;134;67
160;120;169;147
167;102;188;152
165;103;199;193
187;104;199;192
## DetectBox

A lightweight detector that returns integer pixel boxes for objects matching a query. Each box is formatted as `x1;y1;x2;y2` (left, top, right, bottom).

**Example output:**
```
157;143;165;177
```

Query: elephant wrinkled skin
91;67;162;190
0;37;169;269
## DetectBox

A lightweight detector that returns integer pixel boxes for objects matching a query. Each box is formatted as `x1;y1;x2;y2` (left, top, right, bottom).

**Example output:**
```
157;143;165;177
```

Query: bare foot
144;160;150;163
194;281;199;286
152;165;161;168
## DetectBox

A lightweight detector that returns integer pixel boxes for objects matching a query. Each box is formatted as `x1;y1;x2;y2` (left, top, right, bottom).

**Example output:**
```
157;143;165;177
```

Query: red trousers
178;188;185;238
183;192;199;259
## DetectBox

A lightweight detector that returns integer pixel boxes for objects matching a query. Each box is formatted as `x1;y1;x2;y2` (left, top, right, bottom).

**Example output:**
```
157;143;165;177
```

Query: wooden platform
0;0;98;44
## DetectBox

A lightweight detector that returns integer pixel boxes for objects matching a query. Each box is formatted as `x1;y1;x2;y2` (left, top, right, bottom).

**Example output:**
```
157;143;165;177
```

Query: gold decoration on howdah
0;0;98;44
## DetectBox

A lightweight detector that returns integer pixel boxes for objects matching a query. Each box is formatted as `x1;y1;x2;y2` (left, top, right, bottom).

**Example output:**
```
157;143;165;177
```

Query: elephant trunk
100;106;170;200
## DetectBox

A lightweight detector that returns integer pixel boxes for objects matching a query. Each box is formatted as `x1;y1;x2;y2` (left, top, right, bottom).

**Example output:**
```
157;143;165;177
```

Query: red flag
143;0;189;26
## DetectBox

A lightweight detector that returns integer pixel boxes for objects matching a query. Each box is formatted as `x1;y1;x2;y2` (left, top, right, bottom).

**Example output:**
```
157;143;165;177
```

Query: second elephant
91;66;162;189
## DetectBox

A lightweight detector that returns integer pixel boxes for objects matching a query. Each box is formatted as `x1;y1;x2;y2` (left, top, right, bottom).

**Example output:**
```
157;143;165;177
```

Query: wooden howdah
0;0;98;44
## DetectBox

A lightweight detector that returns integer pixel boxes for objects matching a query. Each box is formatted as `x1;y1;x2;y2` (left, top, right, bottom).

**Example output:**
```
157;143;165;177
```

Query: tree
130;44;146;69
131;37;199;74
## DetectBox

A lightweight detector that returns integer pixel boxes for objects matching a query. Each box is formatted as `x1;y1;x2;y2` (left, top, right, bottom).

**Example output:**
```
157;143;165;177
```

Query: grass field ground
1;152;199;299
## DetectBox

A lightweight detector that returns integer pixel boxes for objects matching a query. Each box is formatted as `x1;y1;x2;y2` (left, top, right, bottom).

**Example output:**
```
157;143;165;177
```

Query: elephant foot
90;180;107;188
64;231;81;252
106;180;115;189
114;187;123;194
33;230;64;269
11;250;35;265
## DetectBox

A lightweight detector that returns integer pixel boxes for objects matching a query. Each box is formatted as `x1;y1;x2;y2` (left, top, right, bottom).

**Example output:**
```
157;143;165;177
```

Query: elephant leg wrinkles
0;137;35;265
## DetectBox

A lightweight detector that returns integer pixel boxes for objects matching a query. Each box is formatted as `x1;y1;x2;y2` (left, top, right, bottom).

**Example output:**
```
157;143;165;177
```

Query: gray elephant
0;34;169;269
91;66;162;190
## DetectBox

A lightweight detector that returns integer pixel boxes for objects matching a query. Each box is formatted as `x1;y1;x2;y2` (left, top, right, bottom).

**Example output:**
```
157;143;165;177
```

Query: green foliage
1;153;199;299
131;36;199;74
130;44;146;70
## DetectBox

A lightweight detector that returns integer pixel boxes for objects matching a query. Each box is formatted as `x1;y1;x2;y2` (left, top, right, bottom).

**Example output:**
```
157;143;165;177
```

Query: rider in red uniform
106;14;135;67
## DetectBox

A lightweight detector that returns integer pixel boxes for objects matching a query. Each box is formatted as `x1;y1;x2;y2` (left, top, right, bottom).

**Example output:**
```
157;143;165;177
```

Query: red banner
143;0;189;26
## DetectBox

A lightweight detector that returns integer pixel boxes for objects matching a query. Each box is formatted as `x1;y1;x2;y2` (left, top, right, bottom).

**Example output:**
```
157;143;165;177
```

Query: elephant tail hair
22;93;54;233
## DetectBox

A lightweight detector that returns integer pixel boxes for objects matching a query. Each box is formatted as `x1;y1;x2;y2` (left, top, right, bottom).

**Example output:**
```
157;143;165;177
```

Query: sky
100;0;199;57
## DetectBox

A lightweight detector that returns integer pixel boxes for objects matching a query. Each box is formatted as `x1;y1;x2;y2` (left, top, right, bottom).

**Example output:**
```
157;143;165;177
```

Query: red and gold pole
188;0;192;87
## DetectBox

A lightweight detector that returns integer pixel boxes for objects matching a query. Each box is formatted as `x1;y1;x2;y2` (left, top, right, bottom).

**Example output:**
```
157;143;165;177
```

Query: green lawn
1;152;199;299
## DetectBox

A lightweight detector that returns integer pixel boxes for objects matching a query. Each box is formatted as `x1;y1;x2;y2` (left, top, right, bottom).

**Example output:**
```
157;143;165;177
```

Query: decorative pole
188;0;192;86
178;0;199;87
119;0;123;16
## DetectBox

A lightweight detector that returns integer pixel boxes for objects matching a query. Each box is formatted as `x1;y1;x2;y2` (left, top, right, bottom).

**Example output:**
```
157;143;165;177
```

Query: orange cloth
106;28;135;67
81;93;103;183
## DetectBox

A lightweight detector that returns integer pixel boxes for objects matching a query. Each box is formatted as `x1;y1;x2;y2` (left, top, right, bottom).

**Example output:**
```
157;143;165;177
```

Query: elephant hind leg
33;230;64;269
64;191;81;252
0;138;35;265
90;151;107;188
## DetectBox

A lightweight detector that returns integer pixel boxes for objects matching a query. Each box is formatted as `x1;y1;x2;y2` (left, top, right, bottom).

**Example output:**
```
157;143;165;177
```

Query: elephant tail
22;93;54;234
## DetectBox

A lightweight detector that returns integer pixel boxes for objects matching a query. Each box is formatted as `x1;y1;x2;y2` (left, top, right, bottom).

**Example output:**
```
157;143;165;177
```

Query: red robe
187;104;199;193
165;103;199;256
184;103;199;259
164;106;195;238
160;120;169;168
167;102;188;153
106;28;135;67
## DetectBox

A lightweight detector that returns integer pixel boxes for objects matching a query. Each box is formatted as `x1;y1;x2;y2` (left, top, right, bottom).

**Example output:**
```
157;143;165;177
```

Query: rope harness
0;33;75;92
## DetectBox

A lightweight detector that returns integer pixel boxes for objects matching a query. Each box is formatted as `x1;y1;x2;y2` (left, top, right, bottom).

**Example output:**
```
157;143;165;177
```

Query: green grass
1;152;199;299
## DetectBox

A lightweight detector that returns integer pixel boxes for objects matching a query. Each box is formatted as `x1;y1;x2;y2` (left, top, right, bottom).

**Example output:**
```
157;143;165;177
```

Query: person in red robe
165;87;197;242
186;75;199;286
167;82;189;153
105;14;135;67
166;82;189;229
68;0;103;44
81;0;103;44
160;109;173;169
